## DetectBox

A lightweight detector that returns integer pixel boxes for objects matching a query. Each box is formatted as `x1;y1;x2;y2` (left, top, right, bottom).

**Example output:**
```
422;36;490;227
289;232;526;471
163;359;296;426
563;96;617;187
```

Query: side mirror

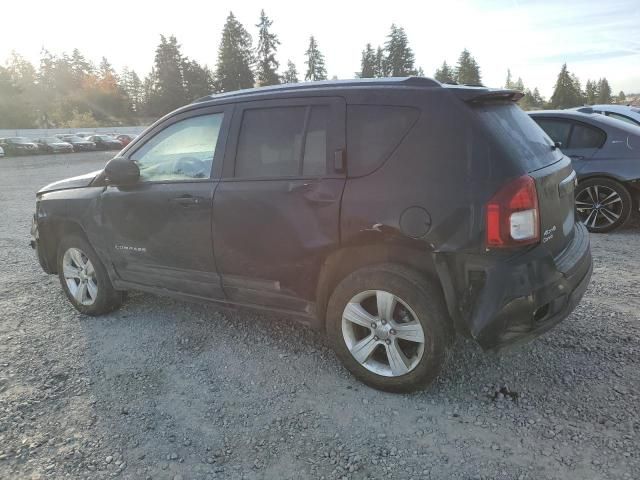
104;157;140;185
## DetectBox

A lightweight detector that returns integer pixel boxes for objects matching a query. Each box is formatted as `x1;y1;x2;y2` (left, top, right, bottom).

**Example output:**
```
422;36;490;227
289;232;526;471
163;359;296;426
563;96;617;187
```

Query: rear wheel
326;264;449;393
57;235;123;315
575;178;631;233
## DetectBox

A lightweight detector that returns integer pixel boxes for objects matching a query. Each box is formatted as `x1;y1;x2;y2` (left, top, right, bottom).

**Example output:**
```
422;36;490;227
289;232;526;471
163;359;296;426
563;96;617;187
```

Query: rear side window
606;112;640;126
346;105;419;177
569;124;605;149
235;106;329;178
475;104;561;171
534;119;571;147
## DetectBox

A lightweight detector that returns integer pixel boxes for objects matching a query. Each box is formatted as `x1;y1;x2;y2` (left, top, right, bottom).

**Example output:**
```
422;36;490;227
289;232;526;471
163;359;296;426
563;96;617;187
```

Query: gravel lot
1;152;638;480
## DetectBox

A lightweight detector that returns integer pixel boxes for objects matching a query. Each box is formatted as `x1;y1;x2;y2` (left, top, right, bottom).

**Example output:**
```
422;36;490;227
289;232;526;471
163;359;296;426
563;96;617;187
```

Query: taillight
486;175;540;248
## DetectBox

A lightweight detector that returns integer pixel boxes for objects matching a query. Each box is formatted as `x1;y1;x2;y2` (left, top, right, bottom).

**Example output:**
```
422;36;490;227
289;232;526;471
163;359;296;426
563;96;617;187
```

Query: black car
86;135;123;150
56;135;96;151
0;137;39;156
34;137;74;154
529;110;640;232
31;78;592;392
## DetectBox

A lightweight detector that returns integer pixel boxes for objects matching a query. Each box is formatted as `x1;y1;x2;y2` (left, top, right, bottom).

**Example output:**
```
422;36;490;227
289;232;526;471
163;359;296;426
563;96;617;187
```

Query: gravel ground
0;152;638;480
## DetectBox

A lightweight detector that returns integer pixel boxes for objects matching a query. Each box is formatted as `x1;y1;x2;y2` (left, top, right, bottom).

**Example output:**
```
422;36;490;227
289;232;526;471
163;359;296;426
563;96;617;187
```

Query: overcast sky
1;0;638;98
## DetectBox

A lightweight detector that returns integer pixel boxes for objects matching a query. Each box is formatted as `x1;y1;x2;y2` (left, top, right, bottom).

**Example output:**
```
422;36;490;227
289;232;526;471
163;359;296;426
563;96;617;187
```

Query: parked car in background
86;134;123;150
32;78;592;392
55;135;96;151
34;137;74;154
114;134;137;146
75;132;95;138
530;110;640;232
572;104;640;126
0;145;4;158
0;137;39;156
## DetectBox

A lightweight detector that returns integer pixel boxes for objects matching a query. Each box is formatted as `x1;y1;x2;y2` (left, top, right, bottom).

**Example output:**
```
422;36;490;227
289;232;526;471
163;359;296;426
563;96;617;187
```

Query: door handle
170;195;204;206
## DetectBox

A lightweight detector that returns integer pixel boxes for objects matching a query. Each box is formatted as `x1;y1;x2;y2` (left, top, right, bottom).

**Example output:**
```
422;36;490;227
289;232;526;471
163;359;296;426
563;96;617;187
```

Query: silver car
573;104;640;127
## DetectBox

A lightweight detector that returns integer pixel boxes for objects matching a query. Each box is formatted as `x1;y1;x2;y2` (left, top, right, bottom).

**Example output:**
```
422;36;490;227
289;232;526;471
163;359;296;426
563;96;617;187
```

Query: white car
0;145;4;157
573;104;640;127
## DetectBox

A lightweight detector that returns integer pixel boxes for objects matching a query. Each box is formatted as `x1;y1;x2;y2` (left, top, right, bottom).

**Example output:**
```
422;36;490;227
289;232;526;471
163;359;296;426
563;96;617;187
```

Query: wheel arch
39;218;89;274
315;239;443;330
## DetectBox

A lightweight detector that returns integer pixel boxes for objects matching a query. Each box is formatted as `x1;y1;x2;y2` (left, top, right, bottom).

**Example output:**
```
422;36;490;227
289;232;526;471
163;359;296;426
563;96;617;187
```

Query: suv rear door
213;97;346;313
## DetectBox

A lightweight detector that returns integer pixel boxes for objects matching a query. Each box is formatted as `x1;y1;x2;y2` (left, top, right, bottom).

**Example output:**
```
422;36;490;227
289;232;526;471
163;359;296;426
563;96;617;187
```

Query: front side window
569;123;605;149
235;105;329;178
132;113;223;181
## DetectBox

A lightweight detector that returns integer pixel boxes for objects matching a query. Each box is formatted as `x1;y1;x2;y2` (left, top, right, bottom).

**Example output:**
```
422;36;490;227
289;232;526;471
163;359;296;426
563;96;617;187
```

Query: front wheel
326;264;449;393
575;178;632;233
57;235;123;315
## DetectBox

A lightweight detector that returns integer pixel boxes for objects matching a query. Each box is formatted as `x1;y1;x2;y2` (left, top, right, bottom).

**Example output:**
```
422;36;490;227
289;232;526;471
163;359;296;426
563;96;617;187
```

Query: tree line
0;9;631;129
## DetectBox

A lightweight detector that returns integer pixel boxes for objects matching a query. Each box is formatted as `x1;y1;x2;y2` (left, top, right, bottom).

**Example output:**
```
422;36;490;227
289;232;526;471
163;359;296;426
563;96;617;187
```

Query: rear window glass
474;104;561;171
346;105;419;177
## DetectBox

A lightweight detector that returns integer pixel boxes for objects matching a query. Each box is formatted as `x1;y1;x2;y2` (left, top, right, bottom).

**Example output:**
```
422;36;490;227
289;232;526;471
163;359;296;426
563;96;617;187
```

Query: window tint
606;112;640;126
235;106;329;178
533;119;571;147
347;105;419;177
569;123;605;149
132;113;223;181
303;106;328;176
475;106;561;171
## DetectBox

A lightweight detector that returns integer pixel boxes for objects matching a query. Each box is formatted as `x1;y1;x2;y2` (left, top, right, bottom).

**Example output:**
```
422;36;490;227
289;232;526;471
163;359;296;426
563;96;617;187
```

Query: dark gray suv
31;78;592;392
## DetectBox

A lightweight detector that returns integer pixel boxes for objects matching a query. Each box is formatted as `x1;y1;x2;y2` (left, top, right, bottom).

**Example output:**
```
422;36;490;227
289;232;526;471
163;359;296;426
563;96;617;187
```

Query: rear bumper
437;222;593;351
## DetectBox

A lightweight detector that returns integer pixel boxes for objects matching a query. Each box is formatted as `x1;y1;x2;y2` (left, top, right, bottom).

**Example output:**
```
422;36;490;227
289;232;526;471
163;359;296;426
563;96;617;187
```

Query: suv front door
98;106;232;299
213;97;346;314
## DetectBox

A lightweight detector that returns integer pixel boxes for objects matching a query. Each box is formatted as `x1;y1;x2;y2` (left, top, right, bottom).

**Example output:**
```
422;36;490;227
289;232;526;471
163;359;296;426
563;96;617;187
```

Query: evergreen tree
514;77;524;91
255;10;280;86
374;46;386;77
121;67;144;113
214;12;255;92
304;36;327;81
149;35;187;115
183;59;214;101
618;91;626;104
383;24;417;76
454;49;481;85
532;87;544;107
357;43;376;78
505;69;513;89
70;49;94;86
571;74;585;104
597;78;612;104
416;66;425;77
282;60;299;83
434;61;455;83
549;64;583;108
585;80;598;104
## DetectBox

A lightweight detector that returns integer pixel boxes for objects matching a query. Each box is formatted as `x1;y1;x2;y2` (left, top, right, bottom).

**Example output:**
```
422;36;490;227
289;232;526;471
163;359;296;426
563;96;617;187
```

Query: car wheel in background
575;177;632;233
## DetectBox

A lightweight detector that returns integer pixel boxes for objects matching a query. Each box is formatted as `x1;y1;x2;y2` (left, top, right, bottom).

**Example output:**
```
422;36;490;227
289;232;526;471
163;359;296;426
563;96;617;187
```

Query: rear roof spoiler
445;85;524;103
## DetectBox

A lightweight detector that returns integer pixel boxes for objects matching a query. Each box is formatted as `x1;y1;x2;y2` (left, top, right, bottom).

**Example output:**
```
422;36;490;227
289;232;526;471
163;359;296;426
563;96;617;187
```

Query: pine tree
357;43;376;78
282;60;299;83
597;78;612;104
383;24;417;76
618;91;626;104
532;87;544;107
304;36;327;81
255;10;280;86
454;49;482;85
434;61;455;83
215;12;255;92
149;35;187;115
549;64;583;108
585;80;598;104
183;59;214;101
505;69;513;89
374;46;386;77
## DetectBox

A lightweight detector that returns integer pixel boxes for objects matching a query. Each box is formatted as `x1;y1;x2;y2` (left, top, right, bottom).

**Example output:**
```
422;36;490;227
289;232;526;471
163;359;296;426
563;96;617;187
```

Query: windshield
473;103;562;172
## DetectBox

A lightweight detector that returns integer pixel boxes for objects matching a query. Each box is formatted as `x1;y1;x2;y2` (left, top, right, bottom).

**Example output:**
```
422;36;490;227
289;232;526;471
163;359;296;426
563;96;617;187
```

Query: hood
37;169;103;195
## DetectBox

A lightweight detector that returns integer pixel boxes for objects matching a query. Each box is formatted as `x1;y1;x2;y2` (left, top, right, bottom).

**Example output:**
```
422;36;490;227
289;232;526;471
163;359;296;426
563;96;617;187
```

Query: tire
575;177;632;233
326;263;449;393
56;235;123;315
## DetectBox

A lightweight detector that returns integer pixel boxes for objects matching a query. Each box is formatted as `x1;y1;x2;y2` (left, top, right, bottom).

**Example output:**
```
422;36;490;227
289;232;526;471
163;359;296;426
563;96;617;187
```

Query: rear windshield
474;103;561;171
